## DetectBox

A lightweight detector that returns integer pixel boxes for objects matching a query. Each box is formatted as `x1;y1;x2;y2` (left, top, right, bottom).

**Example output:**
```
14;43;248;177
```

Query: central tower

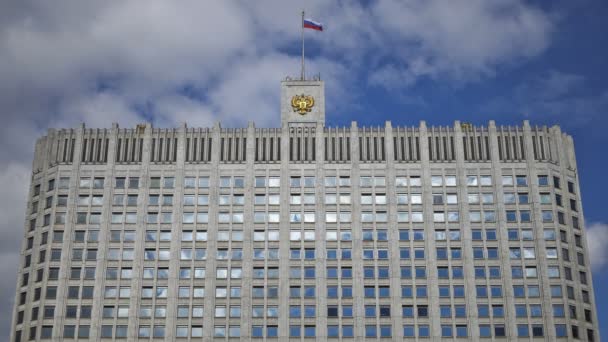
280;79;325;127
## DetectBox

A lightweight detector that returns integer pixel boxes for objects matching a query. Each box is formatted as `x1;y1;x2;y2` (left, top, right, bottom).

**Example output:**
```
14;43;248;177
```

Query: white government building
11;79;598;341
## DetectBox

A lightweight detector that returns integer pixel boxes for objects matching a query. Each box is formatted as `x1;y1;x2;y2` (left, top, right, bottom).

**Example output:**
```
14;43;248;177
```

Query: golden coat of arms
291;94;314;115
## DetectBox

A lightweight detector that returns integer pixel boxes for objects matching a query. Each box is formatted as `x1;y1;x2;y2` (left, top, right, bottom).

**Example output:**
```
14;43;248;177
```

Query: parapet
31;121;577;172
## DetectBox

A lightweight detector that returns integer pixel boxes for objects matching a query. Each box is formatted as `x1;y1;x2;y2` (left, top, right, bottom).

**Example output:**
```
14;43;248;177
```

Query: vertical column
278;122;291;339
383;121;402;340
164;123;187;340
453;121;480;339
418;121;441;338
240;122;256;339
488;120;517;338
522;121;555;340
53;124;84;340
89;123;118;340
314;122;328;339
127;123;152;340
349;122;365;341
203;122;221;339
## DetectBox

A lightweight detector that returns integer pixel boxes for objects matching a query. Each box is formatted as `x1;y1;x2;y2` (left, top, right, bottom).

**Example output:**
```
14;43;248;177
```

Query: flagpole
301;10;305;80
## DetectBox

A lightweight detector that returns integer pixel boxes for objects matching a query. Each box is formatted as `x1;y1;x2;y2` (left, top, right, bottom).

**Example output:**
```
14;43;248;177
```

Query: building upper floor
31;120;577;173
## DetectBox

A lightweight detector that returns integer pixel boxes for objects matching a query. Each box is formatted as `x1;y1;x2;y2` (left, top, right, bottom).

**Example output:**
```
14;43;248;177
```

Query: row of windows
41;191;577;208
34;258;581;289
19;304;564;324
35;192;578;225
32;246;538;267
30;226;586;245
41;189;578;208
28;267;588;303
154;174;570;189
23;323;594;340
23;301;593;328
42;205;577;228
15;282;509;301
19;300;594;324
18;281;591;312
24;260;587;296
33;174;578;196
119;282;584;302
65;222;591;243
59;208;566;225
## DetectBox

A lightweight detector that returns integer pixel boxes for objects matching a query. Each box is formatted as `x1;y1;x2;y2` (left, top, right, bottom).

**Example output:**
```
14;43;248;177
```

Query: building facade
11;80;599;341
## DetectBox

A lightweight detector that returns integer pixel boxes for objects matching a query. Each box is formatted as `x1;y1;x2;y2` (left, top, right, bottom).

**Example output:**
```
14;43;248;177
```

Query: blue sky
0;0;606;338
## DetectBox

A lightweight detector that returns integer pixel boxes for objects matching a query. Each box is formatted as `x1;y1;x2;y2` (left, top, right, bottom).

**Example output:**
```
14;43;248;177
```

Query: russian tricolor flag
303;18;323;31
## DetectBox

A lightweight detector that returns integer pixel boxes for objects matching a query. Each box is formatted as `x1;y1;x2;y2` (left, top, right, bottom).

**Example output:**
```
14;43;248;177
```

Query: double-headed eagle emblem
291;94;314;115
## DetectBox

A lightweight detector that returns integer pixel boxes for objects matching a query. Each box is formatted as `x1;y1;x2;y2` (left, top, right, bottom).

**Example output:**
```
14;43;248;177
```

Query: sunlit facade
11;79;598;341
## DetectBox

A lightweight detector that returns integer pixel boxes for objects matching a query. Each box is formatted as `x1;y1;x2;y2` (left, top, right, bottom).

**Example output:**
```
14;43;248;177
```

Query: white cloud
153;94;216;128
56;92;142;128
368;0;553;86
586;222;608;272
1;1;253;92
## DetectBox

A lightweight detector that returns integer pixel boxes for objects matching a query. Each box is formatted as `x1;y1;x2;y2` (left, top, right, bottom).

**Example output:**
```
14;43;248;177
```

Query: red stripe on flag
304;23;323;31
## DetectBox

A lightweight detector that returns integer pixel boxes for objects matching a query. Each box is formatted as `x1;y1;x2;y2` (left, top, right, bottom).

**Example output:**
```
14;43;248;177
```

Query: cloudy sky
1;0;607;337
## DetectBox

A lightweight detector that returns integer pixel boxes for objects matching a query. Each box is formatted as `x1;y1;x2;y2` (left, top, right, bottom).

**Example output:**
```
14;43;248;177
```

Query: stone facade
10;80;598;341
